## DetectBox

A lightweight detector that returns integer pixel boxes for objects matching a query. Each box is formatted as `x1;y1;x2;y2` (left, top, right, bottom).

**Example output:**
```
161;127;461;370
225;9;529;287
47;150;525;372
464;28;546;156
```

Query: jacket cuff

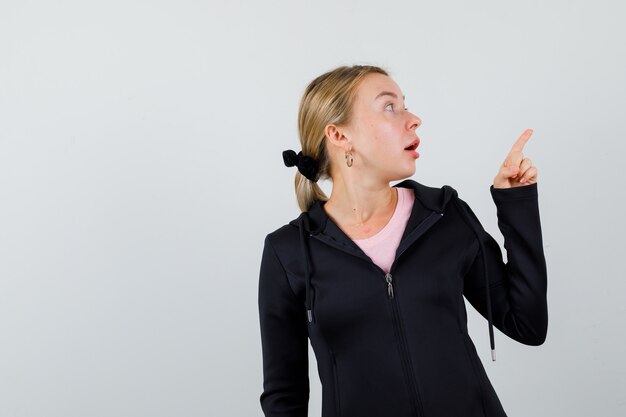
490;182;538;202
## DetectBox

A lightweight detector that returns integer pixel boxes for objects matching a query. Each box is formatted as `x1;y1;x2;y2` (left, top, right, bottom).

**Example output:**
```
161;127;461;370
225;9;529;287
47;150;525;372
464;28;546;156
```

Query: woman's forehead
357;74;404;103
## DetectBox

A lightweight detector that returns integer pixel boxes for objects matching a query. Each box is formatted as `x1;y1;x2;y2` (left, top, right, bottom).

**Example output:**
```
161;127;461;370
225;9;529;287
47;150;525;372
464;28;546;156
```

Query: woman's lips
405;149;420;158
404;138;420;158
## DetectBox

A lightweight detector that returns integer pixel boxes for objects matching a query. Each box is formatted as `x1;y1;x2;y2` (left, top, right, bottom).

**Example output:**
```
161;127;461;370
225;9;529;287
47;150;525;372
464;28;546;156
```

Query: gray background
1;0;625;416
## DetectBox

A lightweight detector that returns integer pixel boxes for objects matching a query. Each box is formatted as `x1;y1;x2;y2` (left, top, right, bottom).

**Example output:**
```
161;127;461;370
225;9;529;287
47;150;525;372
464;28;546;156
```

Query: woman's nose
409;115;421;130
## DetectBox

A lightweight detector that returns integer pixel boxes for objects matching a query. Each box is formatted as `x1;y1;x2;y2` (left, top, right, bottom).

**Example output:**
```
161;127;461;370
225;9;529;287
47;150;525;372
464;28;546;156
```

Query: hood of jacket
287;178;499;361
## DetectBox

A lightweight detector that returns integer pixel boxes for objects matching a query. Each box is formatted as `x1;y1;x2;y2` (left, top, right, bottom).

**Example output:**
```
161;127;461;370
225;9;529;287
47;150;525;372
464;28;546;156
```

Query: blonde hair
293;64;390;212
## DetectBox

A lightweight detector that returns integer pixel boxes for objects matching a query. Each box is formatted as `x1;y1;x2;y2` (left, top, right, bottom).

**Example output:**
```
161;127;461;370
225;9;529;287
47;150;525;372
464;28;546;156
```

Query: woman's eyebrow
374;91;405;101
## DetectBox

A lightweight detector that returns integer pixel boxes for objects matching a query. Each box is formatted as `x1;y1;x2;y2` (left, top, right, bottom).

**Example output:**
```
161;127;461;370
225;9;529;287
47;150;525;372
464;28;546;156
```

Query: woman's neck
323;182;398;228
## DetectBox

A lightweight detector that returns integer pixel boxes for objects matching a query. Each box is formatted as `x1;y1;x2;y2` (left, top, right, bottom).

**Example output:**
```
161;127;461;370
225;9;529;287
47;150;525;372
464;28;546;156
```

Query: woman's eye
385;103;408;112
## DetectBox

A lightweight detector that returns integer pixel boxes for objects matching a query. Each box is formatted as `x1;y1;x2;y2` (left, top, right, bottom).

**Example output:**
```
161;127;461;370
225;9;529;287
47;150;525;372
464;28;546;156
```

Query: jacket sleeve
258;234;310;416
459;182;548;346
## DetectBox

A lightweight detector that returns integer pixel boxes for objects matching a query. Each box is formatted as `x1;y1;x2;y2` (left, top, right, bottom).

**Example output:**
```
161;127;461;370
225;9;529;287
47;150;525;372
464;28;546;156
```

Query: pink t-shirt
353;187;415;273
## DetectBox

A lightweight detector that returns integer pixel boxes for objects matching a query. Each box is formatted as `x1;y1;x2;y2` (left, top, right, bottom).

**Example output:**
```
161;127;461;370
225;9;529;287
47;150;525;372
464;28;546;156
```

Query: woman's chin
396;163;417;180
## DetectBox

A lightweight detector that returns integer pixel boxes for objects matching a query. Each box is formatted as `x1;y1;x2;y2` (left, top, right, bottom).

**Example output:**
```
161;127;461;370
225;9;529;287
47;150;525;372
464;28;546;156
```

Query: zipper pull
385;272;394;299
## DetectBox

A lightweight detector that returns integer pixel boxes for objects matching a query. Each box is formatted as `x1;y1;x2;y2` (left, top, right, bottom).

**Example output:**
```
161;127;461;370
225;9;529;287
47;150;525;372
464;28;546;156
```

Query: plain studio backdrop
1;1;625;416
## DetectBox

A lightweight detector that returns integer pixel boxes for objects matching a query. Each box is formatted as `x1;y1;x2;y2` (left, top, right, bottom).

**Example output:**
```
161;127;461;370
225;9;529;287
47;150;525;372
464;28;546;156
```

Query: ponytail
294;171;328;213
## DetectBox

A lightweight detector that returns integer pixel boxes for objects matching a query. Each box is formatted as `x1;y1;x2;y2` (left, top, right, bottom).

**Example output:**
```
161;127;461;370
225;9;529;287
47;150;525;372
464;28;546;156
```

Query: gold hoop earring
345;148;353;167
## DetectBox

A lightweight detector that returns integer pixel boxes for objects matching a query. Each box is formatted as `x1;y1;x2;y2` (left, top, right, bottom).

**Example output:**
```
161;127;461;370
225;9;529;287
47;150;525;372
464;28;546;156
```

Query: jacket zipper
310;210;444;417
387;272;422;417
386;272;394;298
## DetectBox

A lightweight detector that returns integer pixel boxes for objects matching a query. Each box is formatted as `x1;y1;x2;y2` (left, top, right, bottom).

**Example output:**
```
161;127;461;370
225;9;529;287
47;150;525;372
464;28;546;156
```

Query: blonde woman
258;64;547;417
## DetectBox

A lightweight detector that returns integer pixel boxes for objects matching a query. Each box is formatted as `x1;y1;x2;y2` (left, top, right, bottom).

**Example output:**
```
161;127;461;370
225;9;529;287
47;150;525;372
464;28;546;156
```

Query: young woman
258;65;547;417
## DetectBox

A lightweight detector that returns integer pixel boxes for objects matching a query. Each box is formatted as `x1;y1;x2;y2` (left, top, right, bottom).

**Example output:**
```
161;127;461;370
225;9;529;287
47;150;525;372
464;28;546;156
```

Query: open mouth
404;139;419;151
404;139;420;158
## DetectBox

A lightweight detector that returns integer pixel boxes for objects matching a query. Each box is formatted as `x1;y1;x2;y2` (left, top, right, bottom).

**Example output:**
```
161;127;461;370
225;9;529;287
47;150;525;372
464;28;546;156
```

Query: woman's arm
459;182;548;346
258;234;309;416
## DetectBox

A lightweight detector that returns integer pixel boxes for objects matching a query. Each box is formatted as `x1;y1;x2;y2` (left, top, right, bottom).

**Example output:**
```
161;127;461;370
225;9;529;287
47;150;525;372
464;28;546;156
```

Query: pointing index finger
510;128;533;153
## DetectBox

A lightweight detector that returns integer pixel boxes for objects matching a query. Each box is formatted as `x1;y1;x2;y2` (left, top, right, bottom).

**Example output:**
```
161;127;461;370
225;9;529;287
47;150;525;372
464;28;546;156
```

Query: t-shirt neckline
353;187;404;243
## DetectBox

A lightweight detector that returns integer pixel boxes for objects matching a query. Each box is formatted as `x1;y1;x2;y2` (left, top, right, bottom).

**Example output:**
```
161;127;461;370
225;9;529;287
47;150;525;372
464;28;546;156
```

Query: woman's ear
325;123;352;153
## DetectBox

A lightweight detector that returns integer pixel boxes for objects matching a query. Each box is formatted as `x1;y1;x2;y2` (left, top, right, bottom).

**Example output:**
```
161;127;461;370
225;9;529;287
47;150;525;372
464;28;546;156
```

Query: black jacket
258;179;548;417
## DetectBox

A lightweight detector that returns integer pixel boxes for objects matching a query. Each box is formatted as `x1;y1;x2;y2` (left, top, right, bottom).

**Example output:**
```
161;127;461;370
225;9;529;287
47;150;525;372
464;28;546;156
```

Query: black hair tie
283;149;320;183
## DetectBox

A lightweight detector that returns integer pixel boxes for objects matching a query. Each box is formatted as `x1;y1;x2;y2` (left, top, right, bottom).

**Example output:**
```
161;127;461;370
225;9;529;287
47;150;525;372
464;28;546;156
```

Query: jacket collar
289;179;458;249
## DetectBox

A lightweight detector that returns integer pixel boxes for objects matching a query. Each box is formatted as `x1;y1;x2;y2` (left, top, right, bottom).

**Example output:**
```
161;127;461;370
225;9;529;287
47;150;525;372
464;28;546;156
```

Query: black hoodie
258;179;548;417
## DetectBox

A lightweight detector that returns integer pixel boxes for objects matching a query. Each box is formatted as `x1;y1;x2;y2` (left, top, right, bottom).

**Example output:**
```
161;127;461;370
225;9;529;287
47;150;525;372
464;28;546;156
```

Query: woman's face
331;73;422;183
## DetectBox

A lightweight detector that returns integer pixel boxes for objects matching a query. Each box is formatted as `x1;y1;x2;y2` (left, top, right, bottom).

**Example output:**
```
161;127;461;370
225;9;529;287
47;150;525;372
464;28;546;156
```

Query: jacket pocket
329;349;342;417
461;332;488;417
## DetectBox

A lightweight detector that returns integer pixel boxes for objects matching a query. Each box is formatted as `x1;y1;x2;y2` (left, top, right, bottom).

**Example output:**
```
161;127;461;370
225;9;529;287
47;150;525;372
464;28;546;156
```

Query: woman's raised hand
493;128;538;189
